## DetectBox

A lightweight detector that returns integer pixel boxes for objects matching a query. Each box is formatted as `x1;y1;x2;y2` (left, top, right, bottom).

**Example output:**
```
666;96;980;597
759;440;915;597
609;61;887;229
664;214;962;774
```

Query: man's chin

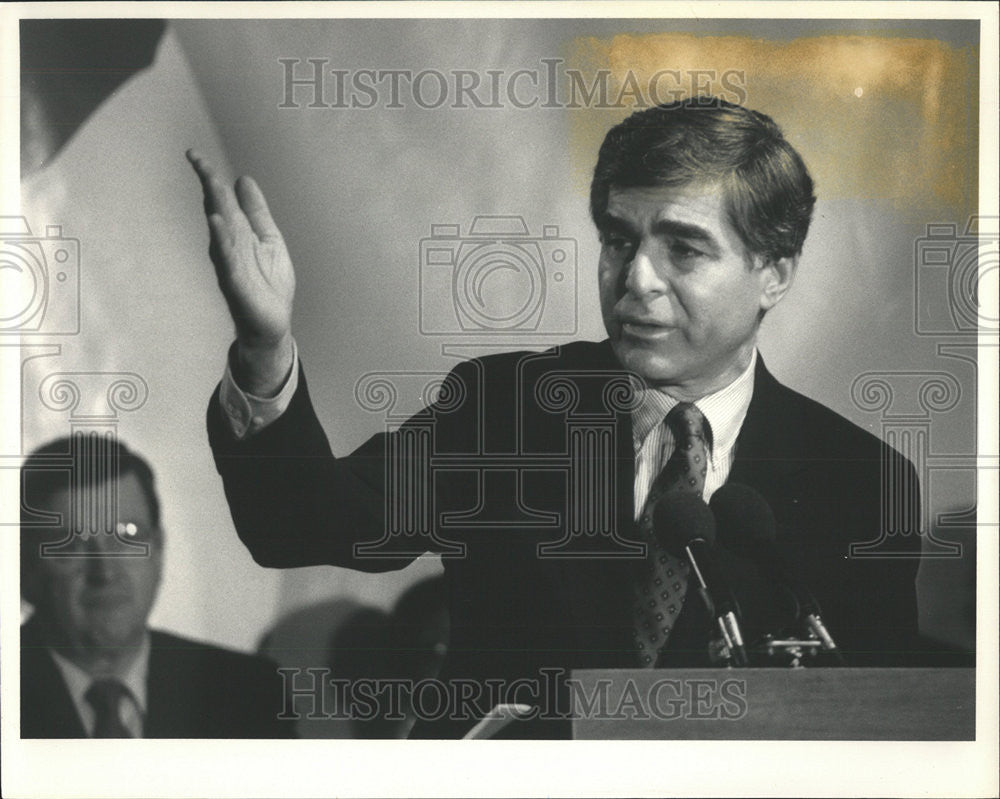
79;611;144;652
610;341;682;385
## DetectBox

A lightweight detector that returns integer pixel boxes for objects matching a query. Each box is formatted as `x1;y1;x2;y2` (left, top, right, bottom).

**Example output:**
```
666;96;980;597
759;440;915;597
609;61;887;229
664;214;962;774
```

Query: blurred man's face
26;473;162;670
597;183;779;399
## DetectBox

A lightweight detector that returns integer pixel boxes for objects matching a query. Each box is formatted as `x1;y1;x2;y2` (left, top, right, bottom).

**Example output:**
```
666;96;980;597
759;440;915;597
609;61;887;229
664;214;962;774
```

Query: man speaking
190;98;927;737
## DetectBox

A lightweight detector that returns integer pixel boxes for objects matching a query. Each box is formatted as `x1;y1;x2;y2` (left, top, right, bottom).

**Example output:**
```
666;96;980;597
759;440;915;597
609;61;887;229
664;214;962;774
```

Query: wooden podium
570;668;975;740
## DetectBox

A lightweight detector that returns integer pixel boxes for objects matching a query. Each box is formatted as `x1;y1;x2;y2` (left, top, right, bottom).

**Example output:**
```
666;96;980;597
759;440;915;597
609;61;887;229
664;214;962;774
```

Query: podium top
570;668;975;740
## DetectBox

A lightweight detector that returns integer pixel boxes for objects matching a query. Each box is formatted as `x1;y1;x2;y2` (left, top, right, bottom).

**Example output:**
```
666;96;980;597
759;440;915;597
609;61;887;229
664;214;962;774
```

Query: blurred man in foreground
20;436;294;738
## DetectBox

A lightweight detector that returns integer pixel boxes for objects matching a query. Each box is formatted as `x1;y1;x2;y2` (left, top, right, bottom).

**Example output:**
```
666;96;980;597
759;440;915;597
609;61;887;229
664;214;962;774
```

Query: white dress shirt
219;340;300;440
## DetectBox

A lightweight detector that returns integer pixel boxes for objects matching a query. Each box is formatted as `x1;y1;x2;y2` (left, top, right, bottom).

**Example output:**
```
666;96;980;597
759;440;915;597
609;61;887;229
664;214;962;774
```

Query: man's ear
757;255;798;312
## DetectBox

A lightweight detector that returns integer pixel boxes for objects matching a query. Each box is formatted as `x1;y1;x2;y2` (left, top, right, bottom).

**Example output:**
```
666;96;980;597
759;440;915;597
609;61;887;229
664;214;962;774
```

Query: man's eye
601;234;635;257
669;241;704;260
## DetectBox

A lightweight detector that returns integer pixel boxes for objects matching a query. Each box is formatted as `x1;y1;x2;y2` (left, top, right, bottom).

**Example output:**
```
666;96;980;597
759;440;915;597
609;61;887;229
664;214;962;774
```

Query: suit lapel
145;631;200;738
728;356;808;489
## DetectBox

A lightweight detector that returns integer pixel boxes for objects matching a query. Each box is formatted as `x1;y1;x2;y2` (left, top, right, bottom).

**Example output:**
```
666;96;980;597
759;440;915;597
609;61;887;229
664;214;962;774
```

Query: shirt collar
631;349;757;454
48;632;151;714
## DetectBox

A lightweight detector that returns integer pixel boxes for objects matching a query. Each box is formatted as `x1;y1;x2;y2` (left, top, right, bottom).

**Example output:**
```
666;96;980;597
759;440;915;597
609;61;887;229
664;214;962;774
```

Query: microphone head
710;482;804;626
652;493;716;557
709;482;777;554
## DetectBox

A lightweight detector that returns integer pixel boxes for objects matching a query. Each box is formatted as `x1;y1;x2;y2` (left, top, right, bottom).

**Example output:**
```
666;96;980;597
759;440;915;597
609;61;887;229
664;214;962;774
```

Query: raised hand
187;150;295;395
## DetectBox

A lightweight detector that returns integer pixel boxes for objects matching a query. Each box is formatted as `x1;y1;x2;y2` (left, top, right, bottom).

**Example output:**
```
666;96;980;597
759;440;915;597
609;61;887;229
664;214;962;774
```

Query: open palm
187;149;294;350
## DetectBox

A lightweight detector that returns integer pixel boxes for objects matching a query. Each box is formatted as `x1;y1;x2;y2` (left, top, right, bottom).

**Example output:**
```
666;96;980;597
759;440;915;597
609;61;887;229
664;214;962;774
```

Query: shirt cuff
218;340;299;440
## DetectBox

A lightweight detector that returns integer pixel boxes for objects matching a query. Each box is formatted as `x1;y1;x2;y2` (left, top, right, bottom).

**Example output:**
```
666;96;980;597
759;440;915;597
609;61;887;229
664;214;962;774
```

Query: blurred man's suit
208;338;927;738
20;618;294;738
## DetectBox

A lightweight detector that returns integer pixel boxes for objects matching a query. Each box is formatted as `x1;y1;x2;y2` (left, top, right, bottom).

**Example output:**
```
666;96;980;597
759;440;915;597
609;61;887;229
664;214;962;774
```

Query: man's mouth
619;318;673;340
81;590;132;609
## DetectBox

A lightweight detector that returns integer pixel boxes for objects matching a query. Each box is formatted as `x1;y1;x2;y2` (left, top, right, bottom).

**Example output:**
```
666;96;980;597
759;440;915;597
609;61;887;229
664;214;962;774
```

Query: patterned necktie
633;402;712;666
85;679;133;738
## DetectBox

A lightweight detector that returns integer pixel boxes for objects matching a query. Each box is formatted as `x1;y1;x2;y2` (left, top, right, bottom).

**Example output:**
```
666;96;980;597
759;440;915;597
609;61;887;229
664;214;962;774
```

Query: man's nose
84;538;121;583
623;246;667;298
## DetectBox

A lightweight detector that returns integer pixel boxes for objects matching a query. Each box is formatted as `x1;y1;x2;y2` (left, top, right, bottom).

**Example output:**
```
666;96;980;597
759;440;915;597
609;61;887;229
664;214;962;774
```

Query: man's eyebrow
652;218;718;246
597;212;720;249
595;211;637;234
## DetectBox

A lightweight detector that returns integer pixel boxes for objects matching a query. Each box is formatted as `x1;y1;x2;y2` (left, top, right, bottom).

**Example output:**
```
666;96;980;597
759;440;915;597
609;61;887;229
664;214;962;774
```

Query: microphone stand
686;543;748;668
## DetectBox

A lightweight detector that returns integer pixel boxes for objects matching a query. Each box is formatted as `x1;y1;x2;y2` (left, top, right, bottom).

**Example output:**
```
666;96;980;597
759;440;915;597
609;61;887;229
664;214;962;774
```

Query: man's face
26;473;162;667
598;183;785;398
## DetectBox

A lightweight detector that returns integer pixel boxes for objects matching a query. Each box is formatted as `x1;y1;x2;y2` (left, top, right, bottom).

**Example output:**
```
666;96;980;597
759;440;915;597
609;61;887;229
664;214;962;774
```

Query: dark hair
20;435;161;532
590;97;816;262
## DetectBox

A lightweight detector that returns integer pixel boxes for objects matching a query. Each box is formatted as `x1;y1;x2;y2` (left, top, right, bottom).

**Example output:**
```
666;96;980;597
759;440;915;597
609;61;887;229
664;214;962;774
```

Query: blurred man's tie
85;679;133;738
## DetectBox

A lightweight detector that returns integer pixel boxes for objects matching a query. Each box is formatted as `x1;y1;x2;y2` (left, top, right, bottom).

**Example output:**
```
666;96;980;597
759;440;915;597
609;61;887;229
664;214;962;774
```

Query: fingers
207;212;235;288
187;149;220;216
187;150;218;221
235;176;281;242
186;149;248;233
207;212;233;258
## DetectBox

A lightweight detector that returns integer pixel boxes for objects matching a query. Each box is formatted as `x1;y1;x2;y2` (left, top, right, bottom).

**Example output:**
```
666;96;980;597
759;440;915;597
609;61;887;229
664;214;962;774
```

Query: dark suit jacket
20;618;295;738
208;340;935;737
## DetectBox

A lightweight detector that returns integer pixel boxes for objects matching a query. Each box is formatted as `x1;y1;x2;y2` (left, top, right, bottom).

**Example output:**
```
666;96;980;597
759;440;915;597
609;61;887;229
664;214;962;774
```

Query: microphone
710;483;845;665
653;494;748;667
